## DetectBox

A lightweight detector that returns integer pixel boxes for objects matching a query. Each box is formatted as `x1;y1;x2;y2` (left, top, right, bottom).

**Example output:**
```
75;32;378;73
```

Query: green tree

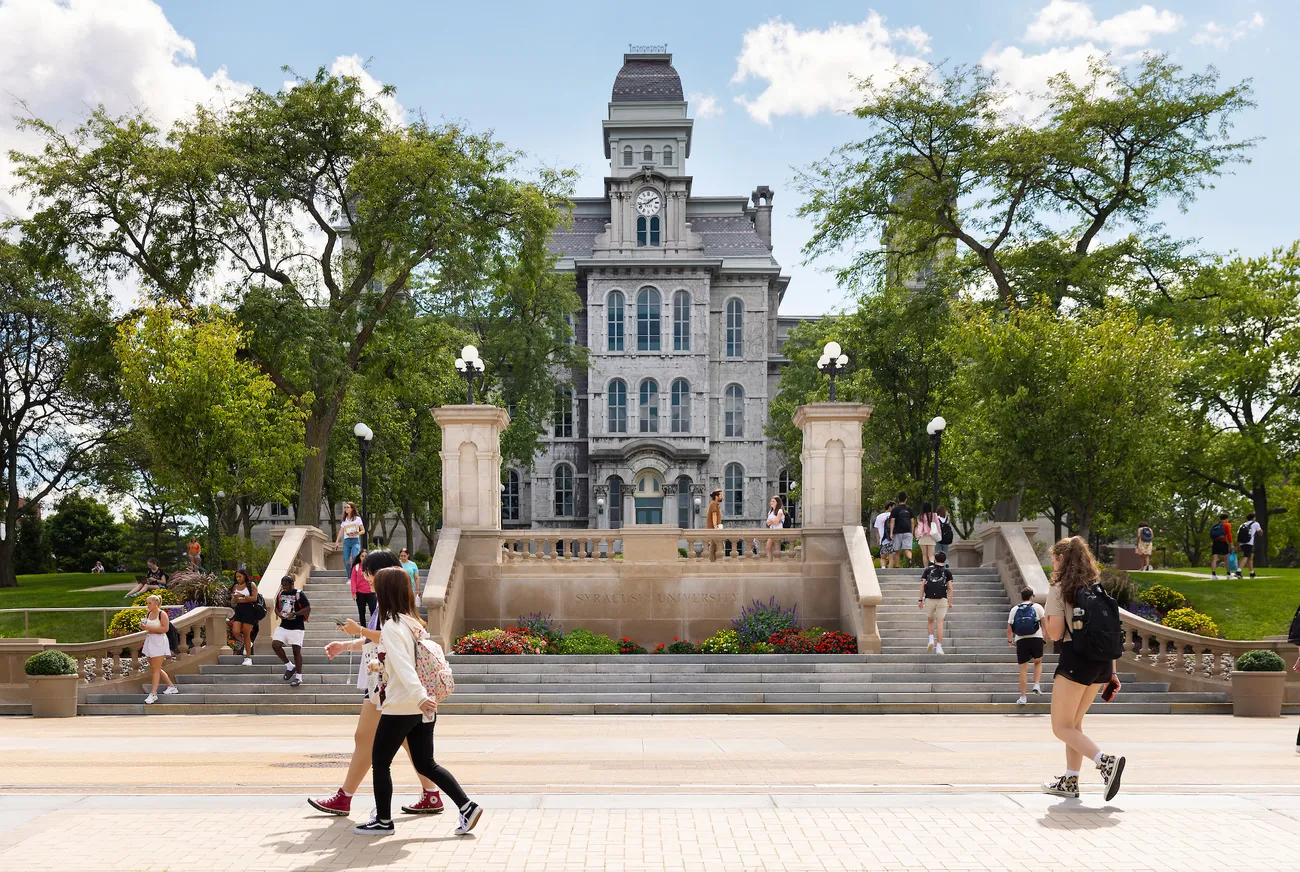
13;65;576;527
956;301;1185;540
797;56;1253;308
45;492;125;572
0;240;122;588
115;307;308;570
12;511;52;575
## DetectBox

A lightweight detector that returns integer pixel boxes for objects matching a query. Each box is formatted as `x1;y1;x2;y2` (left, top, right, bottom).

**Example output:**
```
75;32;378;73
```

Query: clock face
635;190;662;216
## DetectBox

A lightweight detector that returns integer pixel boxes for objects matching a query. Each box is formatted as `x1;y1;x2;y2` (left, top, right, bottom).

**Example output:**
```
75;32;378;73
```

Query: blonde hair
1050;536;1100;607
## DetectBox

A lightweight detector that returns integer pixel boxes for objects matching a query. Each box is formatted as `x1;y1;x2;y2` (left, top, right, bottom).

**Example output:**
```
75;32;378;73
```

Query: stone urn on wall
24;650;81;718
1230;649;1287;718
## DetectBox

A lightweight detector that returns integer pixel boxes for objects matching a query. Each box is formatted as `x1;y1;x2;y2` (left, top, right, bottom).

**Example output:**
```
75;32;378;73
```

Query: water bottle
1071;607;1085;632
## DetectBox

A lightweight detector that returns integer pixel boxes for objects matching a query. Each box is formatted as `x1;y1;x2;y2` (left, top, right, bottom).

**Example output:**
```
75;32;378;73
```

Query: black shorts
1015;637;1045;664
1054;643;1114;687
1239;543;1254;558
1211;541;1230;556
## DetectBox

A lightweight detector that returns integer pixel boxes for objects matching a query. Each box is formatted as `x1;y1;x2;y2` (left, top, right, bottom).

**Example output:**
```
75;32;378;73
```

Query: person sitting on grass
125;558;169;599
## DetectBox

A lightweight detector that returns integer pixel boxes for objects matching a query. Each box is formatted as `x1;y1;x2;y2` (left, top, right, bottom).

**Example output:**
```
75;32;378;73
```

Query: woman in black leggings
353;566;481;837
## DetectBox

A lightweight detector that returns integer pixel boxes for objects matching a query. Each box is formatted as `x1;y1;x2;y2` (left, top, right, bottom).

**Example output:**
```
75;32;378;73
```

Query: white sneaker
163;686;179;695
926;639;936;652
144;693;158;705
934;644;944;655
1016;695;1028;705
241;657;253;666
455;802;483;835
1032;684;1042;695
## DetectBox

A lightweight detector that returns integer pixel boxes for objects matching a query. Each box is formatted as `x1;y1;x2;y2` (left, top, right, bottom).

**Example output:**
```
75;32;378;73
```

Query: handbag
1287;605;1300;645
251;594;268;622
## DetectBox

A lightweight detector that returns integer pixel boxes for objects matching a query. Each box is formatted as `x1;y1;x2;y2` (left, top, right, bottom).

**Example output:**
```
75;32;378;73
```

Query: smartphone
331;617;348;627
1101;677;1120;702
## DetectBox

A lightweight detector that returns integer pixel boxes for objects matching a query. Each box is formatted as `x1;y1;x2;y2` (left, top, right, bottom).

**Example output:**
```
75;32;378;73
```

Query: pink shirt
349;565;373;595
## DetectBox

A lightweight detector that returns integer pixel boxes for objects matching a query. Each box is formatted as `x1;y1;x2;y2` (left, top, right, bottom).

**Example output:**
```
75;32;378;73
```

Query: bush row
1132;583;1220;638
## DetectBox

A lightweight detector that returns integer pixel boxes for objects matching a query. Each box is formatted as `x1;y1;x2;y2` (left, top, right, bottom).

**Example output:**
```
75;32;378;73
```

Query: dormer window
623;145;633;167
643;145;654;162
663;146;673;166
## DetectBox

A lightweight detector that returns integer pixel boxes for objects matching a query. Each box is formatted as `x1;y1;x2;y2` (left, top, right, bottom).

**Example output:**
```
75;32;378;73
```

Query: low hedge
557;629;620;655
1160;607;1220;638
1234;649;1286;672
24;650;78;676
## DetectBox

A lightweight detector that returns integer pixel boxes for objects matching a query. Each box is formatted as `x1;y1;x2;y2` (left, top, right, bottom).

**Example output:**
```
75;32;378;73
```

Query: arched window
643;145;653;162
503;470;521;522
639;378;659;433
724;463;744;518
649;215;660;246
607;291;625;351
636;216;647;247
663;145;674;166
724;384;744;438
607;379;628;434
725;298;744;357
670;378;690;433
636;288;661;351
553;386;573;438
672;291;690;351
623;145;633;167
554;464;574;517
636;216;660;247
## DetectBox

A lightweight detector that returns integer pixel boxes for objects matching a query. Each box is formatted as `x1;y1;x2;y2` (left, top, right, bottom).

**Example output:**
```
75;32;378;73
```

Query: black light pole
455;344;486;404
927;416;946;513
354;422;374;549
817;341;849;401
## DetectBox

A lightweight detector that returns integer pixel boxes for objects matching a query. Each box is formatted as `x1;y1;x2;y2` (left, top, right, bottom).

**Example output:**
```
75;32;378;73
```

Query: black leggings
372;714;469;821
355;592;377;625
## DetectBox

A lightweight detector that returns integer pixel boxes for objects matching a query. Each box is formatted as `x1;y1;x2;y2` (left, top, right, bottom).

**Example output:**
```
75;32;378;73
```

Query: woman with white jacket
354;566;481;837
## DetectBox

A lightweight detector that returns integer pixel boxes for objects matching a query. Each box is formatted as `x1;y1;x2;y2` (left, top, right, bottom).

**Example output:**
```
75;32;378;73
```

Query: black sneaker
289;673;302;687
283;665;295;681
1097;753;1126;801
354;817;394;836
1250;572;1256;578
1042;774;1079;798
455;801;483;835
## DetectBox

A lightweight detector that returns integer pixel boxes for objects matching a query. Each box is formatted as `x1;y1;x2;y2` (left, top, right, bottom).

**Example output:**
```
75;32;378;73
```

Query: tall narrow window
623;145;633;166
778;468;796;526
636;288;661;351
724;463;744;518
607;291;625;351
649;216;660;246
554;464;574;517
672;291;690;351
725;298;744;357
607;379;628;433
724;384;744;437
663;145;674;166
643;145;653;162
636;216;647;247
639;379;659;433
677;475;691;527
670;378;690;433
503;471;521;522
552;387;573;438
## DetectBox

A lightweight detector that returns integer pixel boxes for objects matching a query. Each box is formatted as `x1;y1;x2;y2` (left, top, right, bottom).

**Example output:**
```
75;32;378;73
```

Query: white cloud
1024;1;1183;51
687;92;722;119
982;42;1110;120
730;14;929;124
295;54;406;127
1192;12;1265;50
0;0;248;222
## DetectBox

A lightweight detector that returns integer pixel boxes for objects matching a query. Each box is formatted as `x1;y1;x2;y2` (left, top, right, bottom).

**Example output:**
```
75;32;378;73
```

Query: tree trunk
296;413;334;529
1252;485;1271;569
993;491;1022;522
206;495;223;574
404;504;415;554
1;457;19;588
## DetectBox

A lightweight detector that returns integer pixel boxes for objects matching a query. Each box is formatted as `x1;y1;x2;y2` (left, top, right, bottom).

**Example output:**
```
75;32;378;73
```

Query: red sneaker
308;789;352;815
401;790;444;814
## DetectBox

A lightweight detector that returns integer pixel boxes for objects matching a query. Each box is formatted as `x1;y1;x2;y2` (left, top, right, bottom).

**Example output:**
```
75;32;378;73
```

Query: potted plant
1230;649;1287;717
24;651;81;718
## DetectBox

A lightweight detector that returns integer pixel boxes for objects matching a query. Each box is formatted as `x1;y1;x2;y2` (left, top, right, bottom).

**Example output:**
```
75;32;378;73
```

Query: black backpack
922;566;950;599
1140;526;1153;543
1070;583;1124;662
1210;521;1226;542
1237;523;1252;544
165;617;181;653
938;517;953;545
1287;605;1300;645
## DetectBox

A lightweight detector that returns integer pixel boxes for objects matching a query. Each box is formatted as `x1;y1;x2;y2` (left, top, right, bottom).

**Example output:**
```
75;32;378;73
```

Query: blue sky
1;0;1292;315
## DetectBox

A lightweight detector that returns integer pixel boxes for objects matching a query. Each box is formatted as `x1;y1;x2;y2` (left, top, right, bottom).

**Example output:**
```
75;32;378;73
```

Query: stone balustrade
678;529;801;562
497;528;803;563
501;530;624;560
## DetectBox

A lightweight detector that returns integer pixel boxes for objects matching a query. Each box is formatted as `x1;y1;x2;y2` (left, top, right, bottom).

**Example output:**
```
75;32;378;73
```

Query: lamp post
354;422;374;549
209;490;225;572
817;341;849;401
454;344;486;405
926;416;946;515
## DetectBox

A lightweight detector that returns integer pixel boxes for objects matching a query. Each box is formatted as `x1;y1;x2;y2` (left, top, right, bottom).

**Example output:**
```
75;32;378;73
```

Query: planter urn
26;673;80;718
1229;670;1286;718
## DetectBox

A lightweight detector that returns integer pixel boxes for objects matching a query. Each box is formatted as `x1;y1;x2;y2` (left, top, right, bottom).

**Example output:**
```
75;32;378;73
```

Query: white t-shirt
873;511;891;543
1242;521;1261;546
1007;602;1046;641
340;517;363;539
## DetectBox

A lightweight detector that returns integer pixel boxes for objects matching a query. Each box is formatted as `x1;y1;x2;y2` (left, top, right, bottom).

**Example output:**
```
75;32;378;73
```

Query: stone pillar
431;405;510;531
793;402;872;528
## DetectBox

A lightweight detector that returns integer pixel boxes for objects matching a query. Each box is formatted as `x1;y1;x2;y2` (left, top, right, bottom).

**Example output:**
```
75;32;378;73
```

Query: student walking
915;501;940;567
1209;513;1233;579
310;550;444;817
937;506;955;551
889;493;915;568
139;595;179;704
764;496;786;562
1042;536;1127;801
351;550;378;626
399;548;421;609
1135;522;1155;571
229;569;261;666
1238;513;1262;579
272;574;311;687
1007;587;1046;704
918;551;954;654
353;566;481;836
706;489;723;561
337;502;365;568
874;501;895;569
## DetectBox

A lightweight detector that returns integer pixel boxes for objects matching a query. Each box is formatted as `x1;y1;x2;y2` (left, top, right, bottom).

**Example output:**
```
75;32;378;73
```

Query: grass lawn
1140;568;1300;641
0;573;143;642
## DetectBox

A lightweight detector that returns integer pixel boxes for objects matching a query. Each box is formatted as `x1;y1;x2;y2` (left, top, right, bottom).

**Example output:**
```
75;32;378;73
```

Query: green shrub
619;637;647;654
412;551;430;567
800;627;829;642
132;589;182;607
699;629;744;654
1234;649;1286;672
558;628;621;655
1099;569;1135;607
24;650;78;676
1160;607;1220;637
746;641;773;654
678;547;688;558
170;571;231;607
1138;584;1186;612
107;608;148;638
732;596;799;645
653;638;698;654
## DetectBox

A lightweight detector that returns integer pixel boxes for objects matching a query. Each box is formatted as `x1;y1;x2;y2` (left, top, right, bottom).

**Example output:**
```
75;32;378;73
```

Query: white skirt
142;633;170;659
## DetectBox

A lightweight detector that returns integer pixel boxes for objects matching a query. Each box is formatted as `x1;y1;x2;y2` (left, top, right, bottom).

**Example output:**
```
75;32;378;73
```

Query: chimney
751;186;774;250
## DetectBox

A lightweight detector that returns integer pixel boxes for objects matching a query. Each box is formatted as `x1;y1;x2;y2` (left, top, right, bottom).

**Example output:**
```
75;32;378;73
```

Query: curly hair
1050;536;1100;607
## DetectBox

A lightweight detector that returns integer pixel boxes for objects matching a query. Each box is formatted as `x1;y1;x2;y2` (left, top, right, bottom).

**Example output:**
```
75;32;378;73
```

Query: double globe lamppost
353;422;374;549
926;416;947;515
454;344;486;405
818;341;849;402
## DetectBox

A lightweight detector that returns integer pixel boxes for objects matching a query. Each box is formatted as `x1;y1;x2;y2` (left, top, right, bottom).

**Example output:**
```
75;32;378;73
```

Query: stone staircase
79;566;1233;715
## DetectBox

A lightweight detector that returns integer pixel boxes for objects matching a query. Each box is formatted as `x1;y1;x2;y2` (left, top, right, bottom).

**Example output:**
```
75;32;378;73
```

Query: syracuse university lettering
573;592;740;604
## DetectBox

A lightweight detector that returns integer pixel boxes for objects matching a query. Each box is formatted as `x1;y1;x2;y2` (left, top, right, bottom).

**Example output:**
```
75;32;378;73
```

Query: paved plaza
0;714;1298;870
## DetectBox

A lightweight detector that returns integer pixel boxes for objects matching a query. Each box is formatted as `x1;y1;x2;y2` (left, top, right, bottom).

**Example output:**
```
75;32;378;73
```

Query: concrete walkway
1;714;1297;870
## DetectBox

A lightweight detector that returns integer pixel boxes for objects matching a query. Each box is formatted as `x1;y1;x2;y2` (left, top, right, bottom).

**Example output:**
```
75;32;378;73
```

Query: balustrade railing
497;528;804;562
1119;608;1295;683
501;531;623;560
679;529;802;561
